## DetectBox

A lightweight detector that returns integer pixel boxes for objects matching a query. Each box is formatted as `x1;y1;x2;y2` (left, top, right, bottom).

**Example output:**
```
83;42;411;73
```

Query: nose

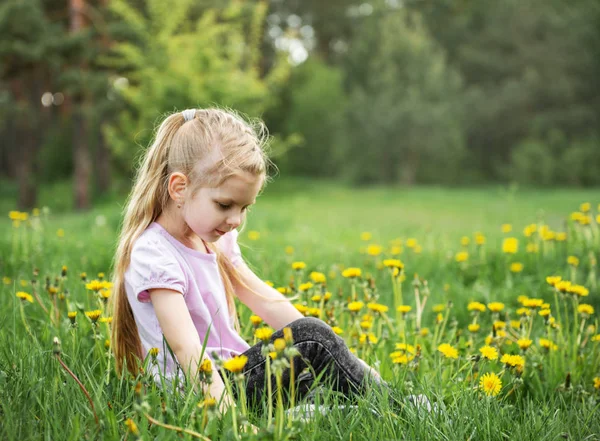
226;211;243;229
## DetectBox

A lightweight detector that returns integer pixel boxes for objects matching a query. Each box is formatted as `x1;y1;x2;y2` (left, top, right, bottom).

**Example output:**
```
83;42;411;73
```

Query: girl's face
182;171;263;243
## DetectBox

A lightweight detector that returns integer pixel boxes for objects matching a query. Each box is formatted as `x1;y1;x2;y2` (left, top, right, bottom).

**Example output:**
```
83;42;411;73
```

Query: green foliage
276;59;347;177
509;139;556;187
340;8;465;185
103;0;289;170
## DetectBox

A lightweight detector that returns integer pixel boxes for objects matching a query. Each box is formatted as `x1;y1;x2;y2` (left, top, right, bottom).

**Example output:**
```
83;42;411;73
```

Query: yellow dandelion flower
567;256;579;267
85;309;102;323
149;347;159;358
591;334;600;342
348;301;365;312
85;280;104;292
437;343;458;359
594;377;600;390
567;284;589;297
360;232;372;241
199;358;212;373
291;261;306;270
479;345;499;361
367;303;389;314
510;262;524;273
255;327;274;342
580;202;591;212
57;228;65;237
367;244;382;256
397;305;412;314
125;418;139;436
523;298;543;308
390;245;403;255
332;326;344;335
468;301;486;312
539;338;558;350
461;236;470;246
546;276;562;287
502;237;518;254
2;276;11;285
307;307;321;317
359;333;378;345
500;354;525;368
285;246;294;255
501;224;512;233
390;353;413;365
299;282;314;292
475;233;486;245
247;230;260;240
468;323;481;333
578;304;594;316
273;338;287;352
16;291;33;303
383;259;404;269
277;287;291;295
294;303;308;314
342;267;362;278
493;320;506;329
488;302;505;313
510;320;522;329
431;304;444;313
555;232;567;241
309;271;326;284
395;343;416;353
455;251;469;263
222;355;248;373
517;338;532;350
99;317;112;324
479;372;502;397
526;243;539;253
250;315;262;326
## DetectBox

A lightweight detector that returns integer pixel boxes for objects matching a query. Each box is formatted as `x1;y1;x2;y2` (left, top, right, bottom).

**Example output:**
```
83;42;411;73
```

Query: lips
215;229;226;236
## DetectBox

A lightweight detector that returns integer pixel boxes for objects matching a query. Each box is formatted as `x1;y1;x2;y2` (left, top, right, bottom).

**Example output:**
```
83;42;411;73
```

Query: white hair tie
181;109;196;122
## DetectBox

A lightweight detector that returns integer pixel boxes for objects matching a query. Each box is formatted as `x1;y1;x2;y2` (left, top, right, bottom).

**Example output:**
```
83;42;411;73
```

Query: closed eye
216;201;252;212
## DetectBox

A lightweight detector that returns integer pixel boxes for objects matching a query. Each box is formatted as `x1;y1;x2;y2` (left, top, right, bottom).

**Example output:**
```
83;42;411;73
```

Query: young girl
110;108;382;412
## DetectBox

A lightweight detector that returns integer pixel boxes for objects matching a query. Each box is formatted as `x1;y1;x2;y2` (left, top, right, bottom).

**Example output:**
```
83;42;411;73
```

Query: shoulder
127;227;189;301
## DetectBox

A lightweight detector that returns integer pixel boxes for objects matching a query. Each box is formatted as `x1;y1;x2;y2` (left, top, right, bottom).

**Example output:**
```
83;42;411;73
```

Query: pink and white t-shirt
124;222;251;384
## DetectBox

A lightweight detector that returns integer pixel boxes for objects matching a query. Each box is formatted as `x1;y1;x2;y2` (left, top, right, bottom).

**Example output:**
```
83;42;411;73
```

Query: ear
167;172;188;203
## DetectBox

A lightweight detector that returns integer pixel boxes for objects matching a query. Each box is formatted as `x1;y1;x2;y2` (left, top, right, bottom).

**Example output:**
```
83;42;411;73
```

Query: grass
1;179;599;440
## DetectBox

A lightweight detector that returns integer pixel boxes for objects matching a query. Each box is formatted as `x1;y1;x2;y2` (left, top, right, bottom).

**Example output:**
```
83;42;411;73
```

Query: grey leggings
224;317;378;409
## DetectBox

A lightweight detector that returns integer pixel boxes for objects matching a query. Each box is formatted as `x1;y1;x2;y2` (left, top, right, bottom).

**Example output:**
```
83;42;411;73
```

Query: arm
148;288;233;412
233;262;303;329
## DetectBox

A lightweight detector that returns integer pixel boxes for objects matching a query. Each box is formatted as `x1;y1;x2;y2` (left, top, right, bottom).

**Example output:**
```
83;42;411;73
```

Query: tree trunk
399;149;419;186
70;0;91;210
95;119;111;194
11;73;40;210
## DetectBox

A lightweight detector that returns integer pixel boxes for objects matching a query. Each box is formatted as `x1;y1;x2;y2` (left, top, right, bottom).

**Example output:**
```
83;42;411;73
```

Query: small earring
177;202;182;208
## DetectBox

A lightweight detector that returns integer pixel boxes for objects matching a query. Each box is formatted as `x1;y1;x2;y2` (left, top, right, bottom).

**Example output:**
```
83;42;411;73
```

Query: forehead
211;172;263;201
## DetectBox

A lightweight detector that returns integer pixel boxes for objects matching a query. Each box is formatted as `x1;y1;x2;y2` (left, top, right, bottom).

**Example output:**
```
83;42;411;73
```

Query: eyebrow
216;198;256;206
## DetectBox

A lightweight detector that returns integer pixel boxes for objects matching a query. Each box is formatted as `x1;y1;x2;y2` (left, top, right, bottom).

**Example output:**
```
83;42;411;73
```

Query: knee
287;317;338;343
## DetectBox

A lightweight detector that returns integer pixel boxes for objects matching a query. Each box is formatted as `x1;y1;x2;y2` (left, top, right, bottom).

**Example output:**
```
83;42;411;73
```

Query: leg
237;317;380;409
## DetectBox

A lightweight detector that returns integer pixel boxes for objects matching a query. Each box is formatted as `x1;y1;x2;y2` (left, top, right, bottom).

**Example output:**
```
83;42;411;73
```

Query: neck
156;204;206;252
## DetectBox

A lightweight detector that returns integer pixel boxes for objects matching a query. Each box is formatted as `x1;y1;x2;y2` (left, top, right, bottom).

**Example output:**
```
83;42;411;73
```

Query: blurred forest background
1;0;599;211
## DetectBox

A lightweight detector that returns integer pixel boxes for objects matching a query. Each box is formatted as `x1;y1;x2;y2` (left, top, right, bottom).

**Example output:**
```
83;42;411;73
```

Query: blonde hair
110;108;270;376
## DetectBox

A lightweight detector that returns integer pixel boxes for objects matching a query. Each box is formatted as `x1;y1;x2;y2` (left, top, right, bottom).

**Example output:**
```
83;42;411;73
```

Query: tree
0;0;65;209
103;0;290;172
340;7;465;185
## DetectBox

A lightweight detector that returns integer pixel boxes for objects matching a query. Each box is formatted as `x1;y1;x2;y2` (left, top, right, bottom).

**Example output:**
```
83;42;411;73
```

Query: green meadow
1;181;599;440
